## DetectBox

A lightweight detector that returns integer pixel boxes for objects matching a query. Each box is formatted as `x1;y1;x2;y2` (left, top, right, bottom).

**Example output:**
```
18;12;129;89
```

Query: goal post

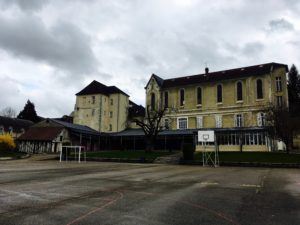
59;146;86;163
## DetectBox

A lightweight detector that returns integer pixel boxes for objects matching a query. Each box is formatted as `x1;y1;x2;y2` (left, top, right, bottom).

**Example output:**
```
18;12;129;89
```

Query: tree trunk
145;136;154;153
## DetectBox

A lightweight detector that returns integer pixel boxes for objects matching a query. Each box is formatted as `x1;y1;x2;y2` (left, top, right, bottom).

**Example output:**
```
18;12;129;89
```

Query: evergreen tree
17;100;40;123
288;64;300;116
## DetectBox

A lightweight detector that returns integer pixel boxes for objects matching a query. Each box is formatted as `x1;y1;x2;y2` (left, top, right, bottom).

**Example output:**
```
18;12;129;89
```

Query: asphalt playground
0;156;299;225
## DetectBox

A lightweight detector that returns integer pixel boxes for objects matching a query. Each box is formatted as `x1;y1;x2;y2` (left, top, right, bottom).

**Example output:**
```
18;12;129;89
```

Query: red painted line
181;200;241;225
66;191;123;225
123;189;240;225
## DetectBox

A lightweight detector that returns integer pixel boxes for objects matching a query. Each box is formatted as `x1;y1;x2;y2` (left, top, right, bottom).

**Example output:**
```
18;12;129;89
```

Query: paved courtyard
0;157;299;225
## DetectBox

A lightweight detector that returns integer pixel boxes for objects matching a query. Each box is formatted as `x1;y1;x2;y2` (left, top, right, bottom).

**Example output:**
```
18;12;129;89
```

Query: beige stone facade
73;80;144;133
145;64;288;131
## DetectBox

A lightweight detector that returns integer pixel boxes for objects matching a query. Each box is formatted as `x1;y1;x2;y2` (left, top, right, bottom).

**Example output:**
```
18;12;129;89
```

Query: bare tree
0;107;16;118
265;104;292;153
132;106;165;152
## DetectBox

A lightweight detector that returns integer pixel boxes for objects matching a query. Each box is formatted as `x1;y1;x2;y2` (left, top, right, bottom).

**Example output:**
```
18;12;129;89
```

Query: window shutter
257;113;262;127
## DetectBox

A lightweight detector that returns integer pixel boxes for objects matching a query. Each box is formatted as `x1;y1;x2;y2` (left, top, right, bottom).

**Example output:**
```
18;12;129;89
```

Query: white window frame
275;77;282;92
257;112;266;127
196;116;203;129
235;114;243;127
276;96;283;107
215;115;222;128
177;117;188;130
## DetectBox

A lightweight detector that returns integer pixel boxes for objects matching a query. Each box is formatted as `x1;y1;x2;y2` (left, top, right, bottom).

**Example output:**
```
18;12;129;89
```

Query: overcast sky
0;0;299;117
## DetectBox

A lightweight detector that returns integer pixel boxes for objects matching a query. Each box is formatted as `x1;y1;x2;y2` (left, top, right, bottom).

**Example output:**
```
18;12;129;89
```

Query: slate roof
128;101;145;118
76;80;129;97
18;127;63;141
110;127;269;137
51;119;101;136
0;116;34;132
148;62;288;89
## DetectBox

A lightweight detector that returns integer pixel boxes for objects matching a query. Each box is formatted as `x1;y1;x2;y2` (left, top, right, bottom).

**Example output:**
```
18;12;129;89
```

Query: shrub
182;143;195;160
0;134;16;151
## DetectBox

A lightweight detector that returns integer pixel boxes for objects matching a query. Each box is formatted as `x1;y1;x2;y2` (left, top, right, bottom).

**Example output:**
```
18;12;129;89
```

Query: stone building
73;80;131;133
145;62;289;151
18;119;103;153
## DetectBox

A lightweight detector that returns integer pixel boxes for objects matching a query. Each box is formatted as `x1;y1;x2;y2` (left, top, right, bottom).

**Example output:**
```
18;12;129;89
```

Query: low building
18;119;106;153
128;101;146;129
0;116;34;139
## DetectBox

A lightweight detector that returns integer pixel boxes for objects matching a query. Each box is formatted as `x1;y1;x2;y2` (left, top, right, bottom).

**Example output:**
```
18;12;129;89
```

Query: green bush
182;143;195;160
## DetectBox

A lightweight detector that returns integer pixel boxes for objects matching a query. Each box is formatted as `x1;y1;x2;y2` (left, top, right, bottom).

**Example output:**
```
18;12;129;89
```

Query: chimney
205;67;209;74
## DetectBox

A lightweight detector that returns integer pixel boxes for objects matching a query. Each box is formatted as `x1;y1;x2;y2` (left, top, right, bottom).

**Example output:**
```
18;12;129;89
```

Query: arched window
236;81;243;101
180;89;185;106
151;93;155;110
217;84;222;103
256;79;263;99
197;87;202;105
164;91;168;108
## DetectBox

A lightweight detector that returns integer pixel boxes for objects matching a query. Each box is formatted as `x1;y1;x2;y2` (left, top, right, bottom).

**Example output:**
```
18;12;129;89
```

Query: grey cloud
0;0;48;11
0;15;98;77
268;18;294;32
242;42;264;56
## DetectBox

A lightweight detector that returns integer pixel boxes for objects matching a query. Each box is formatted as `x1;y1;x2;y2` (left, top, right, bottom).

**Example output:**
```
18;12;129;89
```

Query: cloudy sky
0;0;299;117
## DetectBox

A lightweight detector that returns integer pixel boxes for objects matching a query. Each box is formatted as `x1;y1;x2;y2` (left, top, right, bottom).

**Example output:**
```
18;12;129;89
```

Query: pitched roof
76;80;129;97
50;119;100;136
18;127;63;141
0;116;34;132
128;101;145;118
148;62;288;89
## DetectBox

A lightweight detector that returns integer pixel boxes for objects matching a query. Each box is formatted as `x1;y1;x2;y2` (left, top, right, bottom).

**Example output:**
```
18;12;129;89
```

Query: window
8;126;13;134
0;126;4;134
197;87;202;105
196;116;203;128
235;114;243;127
151;93;155;110
215;115;222;128
109;124;112;131
236;81;243;101
276;96;283;107
217;84;222;103
257;112;266;127
92;96;95;104
276;77;282;92
164;118;169;130
256;79;263;99
177;117;188;130
92;109;95;116
109;111;113;118
180;89;185;106
164;91;169;108
110;99;113;105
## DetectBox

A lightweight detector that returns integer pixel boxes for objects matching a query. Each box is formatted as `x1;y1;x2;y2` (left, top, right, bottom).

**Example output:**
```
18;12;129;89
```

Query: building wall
73;93;129;133
146;67;288;130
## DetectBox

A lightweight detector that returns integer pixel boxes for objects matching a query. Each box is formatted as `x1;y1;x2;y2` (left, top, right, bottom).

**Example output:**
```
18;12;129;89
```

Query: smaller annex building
18;119;107;154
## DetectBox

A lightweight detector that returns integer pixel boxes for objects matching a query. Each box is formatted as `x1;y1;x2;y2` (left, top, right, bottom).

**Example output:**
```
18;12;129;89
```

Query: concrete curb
61;157;154;163
180;160;300;168
0;153;30;161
